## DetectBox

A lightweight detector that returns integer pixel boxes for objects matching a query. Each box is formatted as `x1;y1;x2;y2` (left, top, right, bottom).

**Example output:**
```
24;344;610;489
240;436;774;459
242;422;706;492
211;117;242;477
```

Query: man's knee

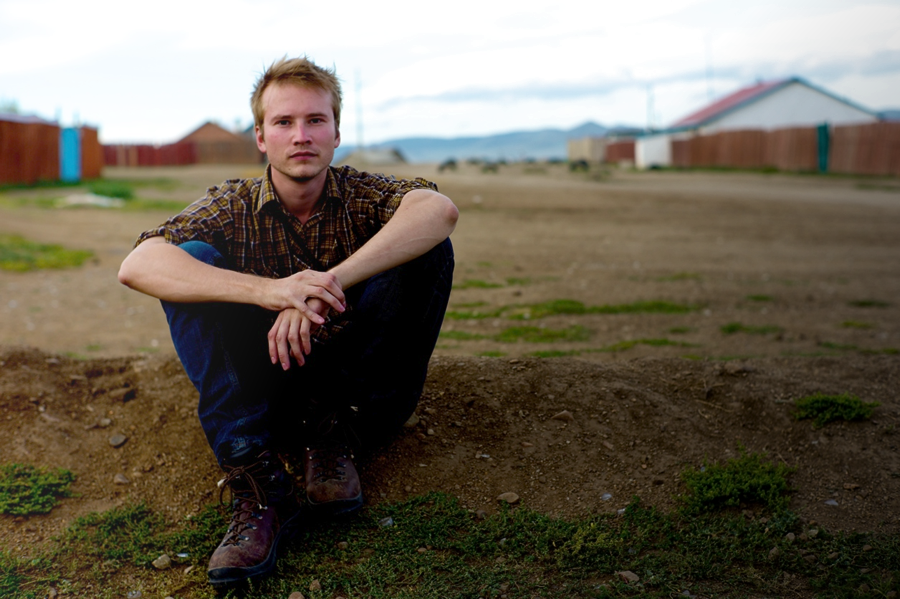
176;240;227;268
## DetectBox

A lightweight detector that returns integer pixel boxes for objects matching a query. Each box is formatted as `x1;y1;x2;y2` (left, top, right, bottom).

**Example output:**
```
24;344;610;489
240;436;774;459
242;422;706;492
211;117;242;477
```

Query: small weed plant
0;463;75;515
679;449;795;515
848;299;890;308
720;322;783;335
794;393;879;428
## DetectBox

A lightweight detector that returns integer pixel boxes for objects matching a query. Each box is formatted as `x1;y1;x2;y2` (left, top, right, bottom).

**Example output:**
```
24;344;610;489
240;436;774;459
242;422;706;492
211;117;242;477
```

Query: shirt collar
256;165;341;215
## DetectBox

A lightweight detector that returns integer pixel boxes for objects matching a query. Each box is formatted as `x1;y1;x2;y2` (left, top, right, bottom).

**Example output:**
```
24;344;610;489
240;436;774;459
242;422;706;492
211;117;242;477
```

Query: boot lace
308;445;352;483
216;457;272;547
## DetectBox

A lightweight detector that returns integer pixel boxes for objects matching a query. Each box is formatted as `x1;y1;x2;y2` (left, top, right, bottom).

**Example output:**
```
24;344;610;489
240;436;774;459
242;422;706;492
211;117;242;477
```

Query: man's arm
117;237;346;323
328;188;459;289
267;188;458;368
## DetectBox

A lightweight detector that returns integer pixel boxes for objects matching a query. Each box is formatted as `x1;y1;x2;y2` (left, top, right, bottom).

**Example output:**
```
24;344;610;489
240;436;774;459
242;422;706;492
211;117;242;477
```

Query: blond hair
251;56;342;133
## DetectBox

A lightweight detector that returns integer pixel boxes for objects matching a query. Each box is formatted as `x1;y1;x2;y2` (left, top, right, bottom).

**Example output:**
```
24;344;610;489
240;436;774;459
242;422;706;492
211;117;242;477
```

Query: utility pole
706;34;714;102
356;69;364;151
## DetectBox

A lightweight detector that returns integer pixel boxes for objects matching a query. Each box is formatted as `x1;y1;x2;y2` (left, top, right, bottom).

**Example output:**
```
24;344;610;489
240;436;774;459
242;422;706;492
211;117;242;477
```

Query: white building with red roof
635;77;879;168
670;77;877;134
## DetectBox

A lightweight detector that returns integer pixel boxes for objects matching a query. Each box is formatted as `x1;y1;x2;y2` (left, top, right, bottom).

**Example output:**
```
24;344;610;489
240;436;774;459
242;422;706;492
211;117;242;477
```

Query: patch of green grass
495;325;590;343
668;326;694;334
505;276;531;286
5;493;900;598
447;299;699;321
438;330;486;341
444;306;507;320
794;393;880;429
598;338;696;352
860;347;899;355
87;180;133;200
720;322;783;335
841;320;874;329
452;301;487;308
590;300;698;315
0;550;26;598
746;294;773;302
849;299;891;308
452;279;504;290
0;235;93;272
509;299;698;320
817;341;858;351
679;449;795;516
0;463;75;515
656;272;702;282
527;338;696;358
507;299;590;318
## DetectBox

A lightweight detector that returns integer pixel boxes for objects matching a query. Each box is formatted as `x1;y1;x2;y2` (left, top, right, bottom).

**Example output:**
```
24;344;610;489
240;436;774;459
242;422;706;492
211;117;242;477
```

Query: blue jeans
161;238;454;467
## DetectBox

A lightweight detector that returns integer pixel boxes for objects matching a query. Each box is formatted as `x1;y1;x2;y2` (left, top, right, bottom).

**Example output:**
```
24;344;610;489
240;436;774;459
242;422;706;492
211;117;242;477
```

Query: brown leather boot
207;451;301;588
303;444;363;516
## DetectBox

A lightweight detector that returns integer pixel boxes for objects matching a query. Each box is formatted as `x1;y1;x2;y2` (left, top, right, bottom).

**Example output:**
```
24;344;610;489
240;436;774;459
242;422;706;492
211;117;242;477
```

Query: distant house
338;147;407;167
669;77;877;134
175;121;263;164
635;77;879;169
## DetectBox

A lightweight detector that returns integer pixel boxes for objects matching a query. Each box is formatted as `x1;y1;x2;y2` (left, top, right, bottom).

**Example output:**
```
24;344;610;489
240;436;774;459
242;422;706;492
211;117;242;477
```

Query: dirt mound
2;345;898;559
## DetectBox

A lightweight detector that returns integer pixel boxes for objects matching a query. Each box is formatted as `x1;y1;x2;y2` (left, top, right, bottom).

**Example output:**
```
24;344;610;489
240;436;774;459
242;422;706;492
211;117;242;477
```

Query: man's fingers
297;289;344;320
300;318;313;356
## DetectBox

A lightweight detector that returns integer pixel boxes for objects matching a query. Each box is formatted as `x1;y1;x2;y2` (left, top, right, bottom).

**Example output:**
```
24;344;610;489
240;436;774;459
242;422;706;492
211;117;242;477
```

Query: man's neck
269;166;330;224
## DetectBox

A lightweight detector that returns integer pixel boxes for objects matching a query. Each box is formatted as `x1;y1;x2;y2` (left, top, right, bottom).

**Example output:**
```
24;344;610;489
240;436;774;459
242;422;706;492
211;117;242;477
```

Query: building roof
669;76;876;130
177;121;244;144
671;79;792;129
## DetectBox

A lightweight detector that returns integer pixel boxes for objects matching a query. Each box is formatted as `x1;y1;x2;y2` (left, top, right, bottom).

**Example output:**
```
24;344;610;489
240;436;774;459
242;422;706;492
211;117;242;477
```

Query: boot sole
207;508;303;589
307;491;364;517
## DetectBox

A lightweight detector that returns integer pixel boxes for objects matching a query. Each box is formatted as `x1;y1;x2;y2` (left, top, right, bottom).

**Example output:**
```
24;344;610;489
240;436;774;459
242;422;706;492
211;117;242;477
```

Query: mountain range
334;121;642;164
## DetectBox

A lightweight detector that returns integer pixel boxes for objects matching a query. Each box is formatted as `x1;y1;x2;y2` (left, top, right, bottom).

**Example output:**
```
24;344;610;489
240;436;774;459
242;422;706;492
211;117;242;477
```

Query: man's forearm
117;238;269;305
329;189;458;290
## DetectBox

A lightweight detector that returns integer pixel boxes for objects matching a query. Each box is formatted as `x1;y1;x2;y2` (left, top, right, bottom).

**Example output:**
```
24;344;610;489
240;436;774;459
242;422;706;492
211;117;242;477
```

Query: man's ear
334;128;341;149
255;125;267;153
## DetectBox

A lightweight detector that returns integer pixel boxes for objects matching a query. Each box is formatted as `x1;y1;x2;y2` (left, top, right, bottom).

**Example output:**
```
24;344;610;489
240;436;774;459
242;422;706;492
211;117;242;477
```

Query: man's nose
292;123;312;143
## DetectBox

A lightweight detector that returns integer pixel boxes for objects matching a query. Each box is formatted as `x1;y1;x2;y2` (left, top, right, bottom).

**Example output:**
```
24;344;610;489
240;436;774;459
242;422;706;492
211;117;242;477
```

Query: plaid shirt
136;164;438;339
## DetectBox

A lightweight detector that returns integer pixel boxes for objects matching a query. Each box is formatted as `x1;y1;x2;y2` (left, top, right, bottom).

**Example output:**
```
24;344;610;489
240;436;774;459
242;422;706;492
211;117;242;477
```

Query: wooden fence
80;127;104;179
671;122;900;175
829;122;900;176
0;119;60;185
103;140;262;166
0;120;103;185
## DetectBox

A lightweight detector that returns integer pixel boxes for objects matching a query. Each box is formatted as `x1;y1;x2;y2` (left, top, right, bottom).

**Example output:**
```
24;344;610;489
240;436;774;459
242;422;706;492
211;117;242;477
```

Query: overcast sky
1;0;897;144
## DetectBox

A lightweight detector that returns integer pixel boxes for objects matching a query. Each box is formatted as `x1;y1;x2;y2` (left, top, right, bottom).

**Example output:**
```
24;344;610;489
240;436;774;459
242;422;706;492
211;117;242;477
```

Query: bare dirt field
1;163;899;565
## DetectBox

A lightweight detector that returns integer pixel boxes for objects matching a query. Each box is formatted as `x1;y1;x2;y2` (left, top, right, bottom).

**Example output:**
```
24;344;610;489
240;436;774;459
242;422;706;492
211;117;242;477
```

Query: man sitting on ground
118;56;458;587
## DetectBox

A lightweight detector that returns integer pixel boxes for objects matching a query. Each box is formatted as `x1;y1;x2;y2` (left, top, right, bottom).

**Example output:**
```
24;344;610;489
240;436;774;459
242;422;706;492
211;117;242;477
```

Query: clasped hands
266;269;346;369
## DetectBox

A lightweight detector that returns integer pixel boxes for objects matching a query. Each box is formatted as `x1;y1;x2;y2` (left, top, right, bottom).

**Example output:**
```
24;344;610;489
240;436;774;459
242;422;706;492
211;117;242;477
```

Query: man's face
255;83;341;184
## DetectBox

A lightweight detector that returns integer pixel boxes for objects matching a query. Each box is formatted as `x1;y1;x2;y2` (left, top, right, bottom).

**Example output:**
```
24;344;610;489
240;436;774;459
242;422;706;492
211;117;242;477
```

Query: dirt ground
1;163;899;561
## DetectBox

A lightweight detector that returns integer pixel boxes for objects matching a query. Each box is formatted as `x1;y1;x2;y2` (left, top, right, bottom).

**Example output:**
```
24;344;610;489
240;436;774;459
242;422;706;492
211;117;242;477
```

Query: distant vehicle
569;159;589;172
438;158;458;172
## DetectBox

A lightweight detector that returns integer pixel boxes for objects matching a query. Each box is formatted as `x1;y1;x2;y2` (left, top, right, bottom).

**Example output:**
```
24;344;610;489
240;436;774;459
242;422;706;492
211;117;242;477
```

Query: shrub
680;450;795;515
0;463;75;515
794;393;879;428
